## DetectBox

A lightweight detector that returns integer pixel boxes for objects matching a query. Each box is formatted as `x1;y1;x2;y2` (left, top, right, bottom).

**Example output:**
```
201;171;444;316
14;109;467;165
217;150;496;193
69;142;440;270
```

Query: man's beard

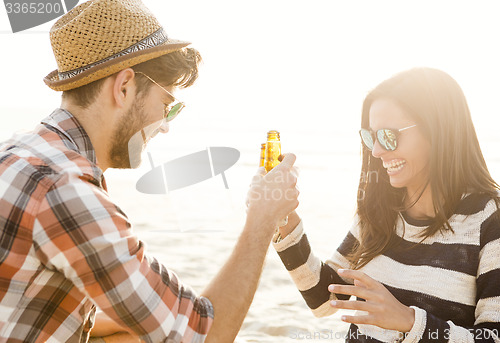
108;100;150;169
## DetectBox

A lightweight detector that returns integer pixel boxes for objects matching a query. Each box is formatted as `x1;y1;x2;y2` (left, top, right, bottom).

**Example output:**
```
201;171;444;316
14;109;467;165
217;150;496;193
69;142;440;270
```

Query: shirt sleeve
33;172;214;343
400;209;500;343
272;220;353;317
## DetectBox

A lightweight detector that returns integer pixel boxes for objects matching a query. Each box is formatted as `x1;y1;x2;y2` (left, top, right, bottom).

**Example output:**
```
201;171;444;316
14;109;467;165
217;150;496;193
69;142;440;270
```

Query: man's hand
246;153;299;229
90;312;142;343
89;332;142;343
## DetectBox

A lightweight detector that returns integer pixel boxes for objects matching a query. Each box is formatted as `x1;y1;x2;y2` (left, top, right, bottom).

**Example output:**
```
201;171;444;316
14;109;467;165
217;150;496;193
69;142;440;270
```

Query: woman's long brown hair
349;67;500;269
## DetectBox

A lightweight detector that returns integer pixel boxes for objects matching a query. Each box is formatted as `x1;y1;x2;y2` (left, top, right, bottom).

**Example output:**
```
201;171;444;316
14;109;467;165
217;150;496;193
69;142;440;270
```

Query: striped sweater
273;193;500;342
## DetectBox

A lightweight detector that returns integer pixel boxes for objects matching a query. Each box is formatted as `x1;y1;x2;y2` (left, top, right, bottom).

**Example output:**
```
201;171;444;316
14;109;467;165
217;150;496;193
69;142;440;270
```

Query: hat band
58;27;169;81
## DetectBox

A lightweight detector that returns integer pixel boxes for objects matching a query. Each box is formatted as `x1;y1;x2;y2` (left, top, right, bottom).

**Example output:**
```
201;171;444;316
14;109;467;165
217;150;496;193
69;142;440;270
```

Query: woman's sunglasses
359;124;417;151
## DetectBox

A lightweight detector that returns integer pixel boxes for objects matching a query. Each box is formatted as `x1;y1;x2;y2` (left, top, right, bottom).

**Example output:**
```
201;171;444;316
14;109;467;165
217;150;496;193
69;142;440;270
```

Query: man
0;0;299;342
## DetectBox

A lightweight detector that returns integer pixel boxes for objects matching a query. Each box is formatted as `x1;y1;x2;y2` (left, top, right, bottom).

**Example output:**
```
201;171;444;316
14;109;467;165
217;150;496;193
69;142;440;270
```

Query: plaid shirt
0;109;213;343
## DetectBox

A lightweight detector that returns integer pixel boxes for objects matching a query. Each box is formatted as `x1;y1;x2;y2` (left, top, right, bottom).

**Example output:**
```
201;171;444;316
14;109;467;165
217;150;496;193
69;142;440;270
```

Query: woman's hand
328;269;415;333
277;210;301;239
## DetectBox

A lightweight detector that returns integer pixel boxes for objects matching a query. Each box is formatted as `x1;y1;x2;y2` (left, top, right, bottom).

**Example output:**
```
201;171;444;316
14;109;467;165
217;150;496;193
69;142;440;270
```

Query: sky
1;0;500;165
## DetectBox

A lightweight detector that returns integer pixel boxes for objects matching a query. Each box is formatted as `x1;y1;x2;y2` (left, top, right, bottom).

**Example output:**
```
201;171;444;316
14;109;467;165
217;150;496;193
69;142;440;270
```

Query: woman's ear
112;68;136;108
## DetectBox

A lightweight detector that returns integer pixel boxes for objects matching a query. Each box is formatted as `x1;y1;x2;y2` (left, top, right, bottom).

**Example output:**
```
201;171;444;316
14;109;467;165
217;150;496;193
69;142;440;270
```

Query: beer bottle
264;130;288;227
259;143;266;168
265;130;281;172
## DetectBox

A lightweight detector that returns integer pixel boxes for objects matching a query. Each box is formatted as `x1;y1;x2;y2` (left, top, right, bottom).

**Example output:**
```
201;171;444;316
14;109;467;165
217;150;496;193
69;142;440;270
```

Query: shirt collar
41;108;106;190
41;108;97;165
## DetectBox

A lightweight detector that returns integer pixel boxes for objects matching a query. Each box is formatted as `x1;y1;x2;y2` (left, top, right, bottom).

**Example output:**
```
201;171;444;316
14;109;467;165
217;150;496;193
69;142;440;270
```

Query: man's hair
62;48;202;108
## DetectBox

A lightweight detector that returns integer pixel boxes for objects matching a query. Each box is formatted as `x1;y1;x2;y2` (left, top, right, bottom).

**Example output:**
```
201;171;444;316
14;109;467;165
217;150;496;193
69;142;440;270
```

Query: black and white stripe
274;193;500;342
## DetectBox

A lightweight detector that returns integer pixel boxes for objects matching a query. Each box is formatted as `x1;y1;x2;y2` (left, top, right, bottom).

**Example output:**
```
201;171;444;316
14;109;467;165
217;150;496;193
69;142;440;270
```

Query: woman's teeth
383;160;406;172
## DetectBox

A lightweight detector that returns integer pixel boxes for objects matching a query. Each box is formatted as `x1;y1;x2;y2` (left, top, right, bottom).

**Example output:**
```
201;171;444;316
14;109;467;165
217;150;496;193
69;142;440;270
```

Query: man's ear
112;68;136;108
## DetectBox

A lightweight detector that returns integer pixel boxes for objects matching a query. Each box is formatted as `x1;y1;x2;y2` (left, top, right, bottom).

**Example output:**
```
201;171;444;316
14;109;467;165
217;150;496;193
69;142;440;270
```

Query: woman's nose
371;139;385;159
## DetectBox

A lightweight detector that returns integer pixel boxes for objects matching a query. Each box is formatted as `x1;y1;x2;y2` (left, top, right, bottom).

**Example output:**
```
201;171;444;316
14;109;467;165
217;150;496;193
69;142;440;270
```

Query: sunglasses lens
377;129;397;151
359;129;374;150
165;102;184;122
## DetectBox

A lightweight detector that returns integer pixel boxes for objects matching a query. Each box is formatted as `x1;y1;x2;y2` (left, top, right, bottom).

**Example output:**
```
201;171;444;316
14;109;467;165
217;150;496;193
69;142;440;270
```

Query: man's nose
160;121;169;134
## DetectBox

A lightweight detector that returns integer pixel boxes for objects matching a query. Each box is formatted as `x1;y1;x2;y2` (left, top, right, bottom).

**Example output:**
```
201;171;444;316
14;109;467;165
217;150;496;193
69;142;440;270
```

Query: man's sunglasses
134;71;185;123
359;124;417;151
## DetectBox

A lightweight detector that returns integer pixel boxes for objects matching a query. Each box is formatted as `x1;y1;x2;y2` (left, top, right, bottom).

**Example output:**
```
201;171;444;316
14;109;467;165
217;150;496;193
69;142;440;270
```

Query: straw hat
44;0;191;91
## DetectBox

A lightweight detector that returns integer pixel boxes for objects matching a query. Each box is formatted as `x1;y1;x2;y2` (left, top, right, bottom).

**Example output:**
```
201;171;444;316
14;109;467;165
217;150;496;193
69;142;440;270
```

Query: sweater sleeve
272;220;353;317
401;209;500;343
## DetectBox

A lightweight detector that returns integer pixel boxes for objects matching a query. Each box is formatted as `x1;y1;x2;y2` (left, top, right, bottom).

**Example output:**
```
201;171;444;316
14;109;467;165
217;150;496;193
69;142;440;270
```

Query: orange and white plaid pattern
0;109;213;342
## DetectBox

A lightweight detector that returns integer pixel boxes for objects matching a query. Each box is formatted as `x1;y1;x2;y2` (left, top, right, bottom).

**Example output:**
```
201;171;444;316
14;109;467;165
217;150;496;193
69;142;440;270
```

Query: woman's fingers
339;314;374;325
338;269;379;289
330;299;379;313
328;284;373;300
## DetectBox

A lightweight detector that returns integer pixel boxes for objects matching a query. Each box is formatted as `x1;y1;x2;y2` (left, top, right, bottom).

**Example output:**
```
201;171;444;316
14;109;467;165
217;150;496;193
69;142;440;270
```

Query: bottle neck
267;130;280;141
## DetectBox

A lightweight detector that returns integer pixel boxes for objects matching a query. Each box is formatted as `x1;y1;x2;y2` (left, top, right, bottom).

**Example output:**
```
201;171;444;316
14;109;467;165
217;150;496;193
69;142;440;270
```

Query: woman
274;68;500;342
